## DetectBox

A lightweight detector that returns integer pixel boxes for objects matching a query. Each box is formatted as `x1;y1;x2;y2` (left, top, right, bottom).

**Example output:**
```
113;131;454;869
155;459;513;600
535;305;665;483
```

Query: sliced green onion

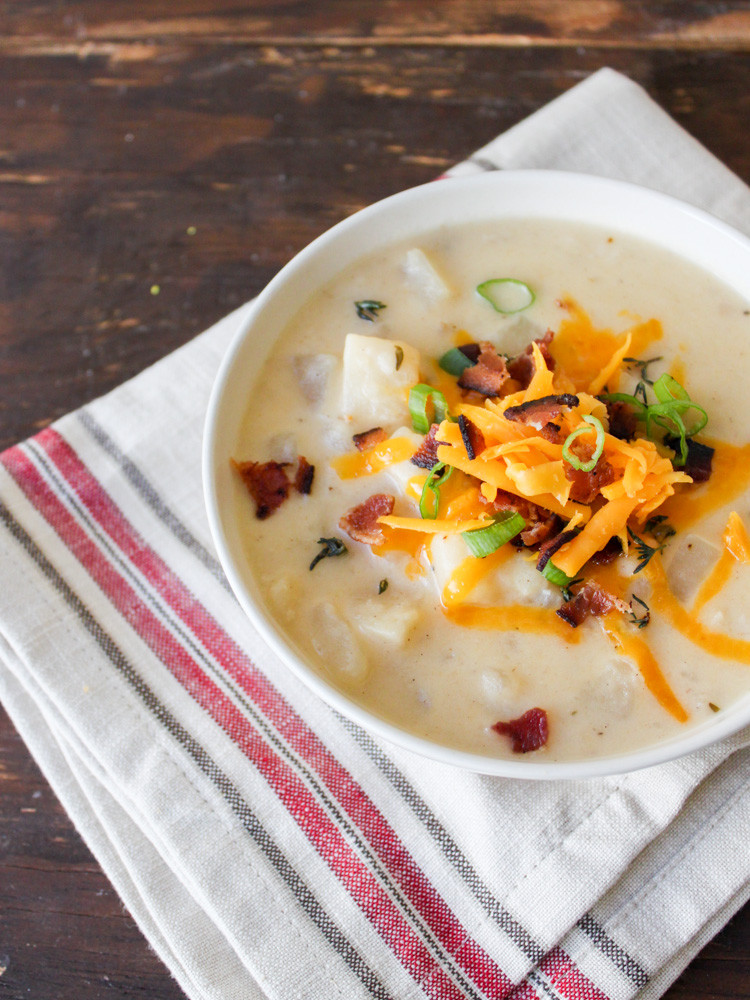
562;415;605;472
439;346;476;377
408;383;449;434
541;560;575;587
476;278;535;314
462;511;525;558
652;373;689;403
419;462;453;519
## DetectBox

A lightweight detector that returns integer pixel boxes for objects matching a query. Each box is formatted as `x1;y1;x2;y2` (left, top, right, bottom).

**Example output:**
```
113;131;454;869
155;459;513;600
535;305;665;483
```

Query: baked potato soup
232;219;750;762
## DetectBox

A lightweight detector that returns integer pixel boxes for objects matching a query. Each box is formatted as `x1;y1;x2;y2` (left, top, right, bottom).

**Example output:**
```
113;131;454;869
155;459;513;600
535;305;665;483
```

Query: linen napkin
1;66;748;1000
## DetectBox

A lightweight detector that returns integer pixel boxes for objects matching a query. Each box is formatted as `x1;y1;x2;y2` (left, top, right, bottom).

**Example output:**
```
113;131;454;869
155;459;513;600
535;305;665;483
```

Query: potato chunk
341;334;420;428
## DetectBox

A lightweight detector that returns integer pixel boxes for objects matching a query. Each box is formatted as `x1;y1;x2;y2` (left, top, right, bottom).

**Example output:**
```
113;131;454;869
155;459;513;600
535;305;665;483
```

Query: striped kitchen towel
1;67;748;1000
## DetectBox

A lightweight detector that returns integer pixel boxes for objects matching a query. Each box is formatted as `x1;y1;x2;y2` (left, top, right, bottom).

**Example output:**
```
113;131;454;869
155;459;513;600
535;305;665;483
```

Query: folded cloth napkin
1;67;748;1000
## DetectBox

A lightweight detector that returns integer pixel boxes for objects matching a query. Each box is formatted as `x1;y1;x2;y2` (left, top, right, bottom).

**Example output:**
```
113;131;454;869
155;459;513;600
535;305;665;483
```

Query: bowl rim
203;169;750;779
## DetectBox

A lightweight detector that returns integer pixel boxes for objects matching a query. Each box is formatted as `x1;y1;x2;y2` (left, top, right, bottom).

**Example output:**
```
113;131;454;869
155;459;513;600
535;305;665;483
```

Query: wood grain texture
0;3;748;998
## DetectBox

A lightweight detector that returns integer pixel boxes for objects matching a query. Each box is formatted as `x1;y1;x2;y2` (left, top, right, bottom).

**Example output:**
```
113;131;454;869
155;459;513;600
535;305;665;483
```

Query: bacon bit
411;423;442;469
481;489;560;549
353;426;387;452
492;707;549;753
458;414;485;461
606;400;637;441
590;536;622;565
458;342;481;364
520;513;562;549
457;341;509;396
504;393;579;426
539;422;564;444
295;456;315;495
557;582;630;628
564;455;617;504
506;330;555;388
536;528;578;572
232;459;290;519
339;493;395;545
666;436;714;483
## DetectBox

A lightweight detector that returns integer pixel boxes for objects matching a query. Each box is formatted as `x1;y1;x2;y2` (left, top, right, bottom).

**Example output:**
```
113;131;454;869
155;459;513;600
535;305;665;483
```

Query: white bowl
203;170;750;779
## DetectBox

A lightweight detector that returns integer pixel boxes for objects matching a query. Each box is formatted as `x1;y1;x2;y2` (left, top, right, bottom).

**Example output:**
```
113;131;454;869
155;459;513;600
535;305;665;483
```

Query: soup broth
233;219;750;762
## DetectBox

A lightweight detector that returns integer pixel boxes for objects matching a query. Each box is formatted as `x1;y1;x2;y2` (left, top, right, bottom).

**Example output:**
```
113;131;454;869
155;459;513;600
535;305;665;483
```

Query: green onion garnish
408;383;449;434
462;511;525;558
438;346;476;377
476;278;535;314
541;560;575;587
601;374;708;467
562;415;605;472
419;462;453;519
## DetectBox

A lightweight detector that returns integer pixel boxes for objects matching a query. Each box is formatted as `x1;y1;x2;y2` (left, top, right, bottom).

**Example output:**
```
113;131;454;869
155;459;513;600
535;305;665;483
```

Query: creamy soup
233;220;750;762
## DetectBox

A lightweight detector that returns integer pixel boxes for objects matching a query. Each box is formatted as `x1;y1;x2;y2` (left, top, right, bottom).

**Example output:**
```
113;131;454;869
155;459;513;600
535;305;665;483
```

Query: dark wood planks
0;4;748;998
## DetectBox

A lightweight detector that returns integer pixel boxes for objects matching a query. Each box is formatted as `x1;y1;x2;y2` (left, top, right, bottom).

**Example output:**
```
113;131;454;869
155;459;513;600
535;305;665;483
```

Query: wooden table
1;3;748;997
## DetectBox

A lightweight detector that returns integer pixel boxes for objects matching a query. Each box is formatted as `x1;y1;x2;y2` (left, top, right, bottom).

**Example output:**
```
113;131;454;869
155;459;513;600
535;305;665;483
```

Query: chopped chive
438;346;477;377
462;511;525;558
562;415;605;472
541;560;575;588
408;383;449;434
476;278;535;314
419;461;453;519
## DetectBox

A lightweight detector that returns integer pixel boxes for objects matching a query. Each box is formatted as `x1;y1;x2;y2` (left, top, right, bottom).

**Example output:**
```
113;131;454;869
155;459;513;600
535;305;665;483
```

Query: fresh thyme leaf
309;536;347;571
378;579;389;594
628;594;651;628
628;525;673;573
354;299;386;322
624;356;663;385
394;345;404;370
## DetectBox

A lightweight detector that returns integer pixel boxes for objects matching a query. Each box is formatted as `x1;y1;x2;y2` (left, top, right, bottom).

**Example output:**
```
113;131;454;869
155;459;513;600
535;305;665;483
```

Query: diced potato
310;602;368;683
402;248;452;302
664;533;720;603
427;533;471;598
351;599;420;645
341;334;420;428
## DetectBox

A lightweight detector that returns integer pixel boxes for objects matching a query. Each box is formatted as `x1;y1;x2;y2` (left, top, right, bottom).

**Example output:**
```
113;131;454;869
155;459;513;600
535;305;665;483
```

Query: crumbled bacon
606;400;637;441
457;342;481;364
353;426;387;452
457;341;509;396
295;455;315;495
590;536;622;565
556;582;630;628
506;330;556;388
504;393;579;427
539;422;564;444
458;414;485;460
492;707;549;753
519;513;562;549
666;436;714;484
411;423;442;469
232;459;290;519
536;529;578;572
564;455;617;504
339;493;395;545
481;489;560;549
